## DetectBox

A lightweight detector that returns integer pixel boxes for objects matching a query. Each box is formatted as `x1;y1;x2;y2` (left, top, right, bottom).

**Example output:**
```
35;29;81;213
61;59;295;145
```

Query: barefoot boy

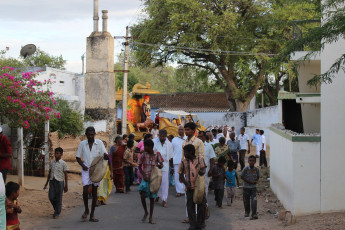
241;155;260;219
5;181;21;230
138;139;164;224
212;156;226;208
225;160;239;206
44;147;68;219
179;144;207;230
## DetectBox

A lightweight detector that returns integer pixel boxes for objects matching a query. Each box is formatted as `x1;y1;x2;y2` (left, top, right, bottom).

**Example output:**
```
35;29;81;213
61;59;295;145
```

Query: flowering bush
0;66;59;128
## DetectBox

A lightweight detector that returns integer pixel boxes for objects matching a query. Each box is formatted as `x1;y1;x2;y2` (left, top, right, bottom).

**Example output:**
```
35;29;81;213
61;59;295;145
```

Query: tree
0;65;59;129
22;48;66;70
278;0;344;85
114;62;139;92
174;66;222;92
131;0;318;111
0;47;67;70
49;99;84;138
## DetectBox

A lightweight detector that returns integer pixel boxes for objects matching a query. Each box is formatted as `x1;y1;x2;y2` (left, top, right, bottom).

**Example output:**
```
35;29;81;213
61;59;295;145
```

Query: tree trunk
236;100;251;112
263;86;276;106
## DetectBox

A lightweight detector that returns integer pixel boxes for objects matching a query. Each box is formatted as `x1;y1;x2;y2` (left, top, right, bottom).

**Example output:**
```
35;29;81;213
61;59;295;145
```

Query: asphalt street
33;186;232;230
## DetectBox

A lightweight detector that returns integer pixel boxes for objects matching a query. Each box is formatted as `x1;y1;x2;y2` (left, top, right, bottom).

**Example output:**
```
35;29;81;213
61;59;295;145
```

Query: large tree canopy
131;0;318;111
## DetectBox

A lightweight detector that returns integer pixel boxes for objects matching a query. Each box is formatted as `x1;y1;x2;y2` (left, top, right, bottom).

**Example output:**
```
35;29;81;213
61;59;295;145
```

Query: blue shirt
226;170;237;187
251;134;261;145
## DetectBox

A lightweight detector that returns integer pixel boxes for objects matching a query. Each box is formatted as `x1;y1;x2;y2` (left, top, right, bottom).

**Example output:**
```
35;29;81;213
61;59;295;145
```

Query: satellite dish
20;44;36;58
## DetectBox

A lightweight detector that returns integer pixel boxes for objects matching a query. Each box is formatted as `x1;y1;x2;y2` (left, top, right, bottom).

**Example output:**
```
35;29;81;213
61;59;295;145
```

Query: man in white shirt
198;131;216;219
153;129;173;208
206;131;218;145
238;127;251;170
251;129;262;158
259;130;268;167
151;124;159;139
216;128;224;140
76;127;108;222
172;126;186;197
223;126;230;142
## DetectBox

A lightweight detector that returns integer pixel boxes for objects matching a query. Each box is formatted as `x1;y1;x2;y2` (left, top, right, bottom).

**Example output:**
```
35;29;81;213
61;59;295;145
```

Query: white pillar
93;0;99;32
44;121;50;177
278;99;283;124
102;10;108;32
17;127;24;186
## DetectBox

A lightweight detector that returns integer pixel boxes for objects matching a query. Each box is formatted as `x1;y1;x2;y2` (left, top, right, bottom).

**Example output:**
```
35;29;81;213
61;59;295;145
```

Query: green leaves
22;48;66;70
49;99;84;138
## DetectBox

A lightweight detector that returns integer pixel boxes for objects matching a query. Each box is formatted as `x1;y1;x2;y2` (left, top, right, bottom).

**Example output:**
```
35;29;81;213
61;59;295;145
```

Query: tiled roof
149;92;234;112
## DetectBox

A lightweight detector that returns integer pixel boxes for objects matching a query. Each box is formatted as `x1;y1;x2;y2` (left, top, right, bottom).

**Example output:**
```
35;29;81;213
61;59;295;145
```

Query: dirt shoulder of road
224;165;345;230
7;174;83;229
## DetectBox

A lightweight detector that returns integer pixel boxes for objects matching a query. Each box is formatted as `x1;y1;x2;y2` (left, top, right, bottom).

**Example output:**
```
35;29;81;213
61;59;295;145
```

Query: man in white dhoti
76;126;108;222
172;126;186;197
153;129;173;208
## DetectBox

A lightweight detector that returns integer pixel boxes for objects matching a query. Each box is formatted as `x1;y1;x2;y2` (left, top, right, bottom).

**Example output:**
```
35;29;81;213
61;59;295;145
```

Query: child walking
44;147;68;219
138;139;164;224
5;181;21;230
123;140;135;193
225;160;239;206
179;144;207;230
212;156;226;208
241;155;260;219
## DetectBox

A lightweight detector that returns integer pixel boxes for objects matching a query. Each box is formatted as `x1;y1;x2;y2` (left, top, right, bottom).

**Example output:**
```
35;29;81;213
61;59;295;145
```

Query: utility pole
115;27;131;135
81;53;85;75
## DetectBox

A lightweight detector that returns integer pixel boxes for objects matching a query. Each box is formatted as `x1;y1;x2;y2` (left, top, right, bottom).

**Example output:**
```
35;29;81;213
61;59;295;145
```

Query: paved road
33;186;232;230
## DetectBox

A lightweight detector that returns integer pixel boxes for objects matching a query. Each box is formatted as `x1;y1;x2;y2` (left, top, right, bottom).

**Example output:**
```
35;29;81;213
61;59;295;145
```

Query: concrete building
32;67;85;114
270;12;345;215
84;0;116;141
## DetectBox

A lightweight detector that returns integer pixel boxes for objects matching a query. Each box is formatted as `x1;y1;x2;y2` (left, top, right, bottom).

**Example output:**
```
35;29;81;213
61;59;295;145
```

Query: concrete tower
85;0;116;140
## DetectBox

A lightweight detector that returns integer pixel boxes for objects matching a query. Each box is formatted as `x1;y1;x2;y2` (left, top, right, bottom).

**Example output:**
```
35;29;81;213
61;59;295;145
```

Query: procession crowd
0;123;268;230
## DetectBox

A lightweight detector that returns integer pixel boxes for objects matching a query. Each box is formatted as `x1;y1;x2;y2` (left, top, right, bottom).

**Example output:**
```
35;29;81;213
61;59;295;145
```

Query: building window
59;80;65;85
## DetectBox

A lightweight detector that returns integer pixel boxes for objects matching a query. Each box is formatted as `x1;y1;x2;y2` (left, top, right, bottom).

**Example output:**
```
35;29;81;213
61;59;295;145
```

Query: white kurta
154;139;173;202
172;136;186;194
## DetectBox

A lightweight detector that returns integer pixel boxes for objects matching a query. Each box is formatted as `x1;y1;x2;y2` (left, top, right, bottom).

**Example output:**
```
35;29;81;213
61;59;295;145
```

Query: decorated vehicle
116;82;159;140
157;110;206;136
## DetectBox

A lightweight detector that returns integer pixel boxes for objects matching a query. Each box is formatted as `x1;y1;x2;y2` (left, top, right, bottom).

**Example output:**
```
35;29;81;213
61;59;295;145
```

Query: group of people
0;122;268;230
50;123;266;229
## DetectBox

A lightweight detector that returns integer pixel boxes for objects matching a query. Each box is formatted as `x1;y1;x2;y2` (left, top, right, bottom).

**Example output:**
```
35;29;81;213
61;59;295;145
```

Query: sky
0;0;145;73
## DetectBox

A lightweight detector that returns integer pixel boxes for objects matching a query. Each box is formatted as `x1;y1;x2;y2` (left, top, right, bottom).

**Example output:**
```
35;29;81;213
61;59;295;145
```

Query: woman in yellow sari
97;141;113;206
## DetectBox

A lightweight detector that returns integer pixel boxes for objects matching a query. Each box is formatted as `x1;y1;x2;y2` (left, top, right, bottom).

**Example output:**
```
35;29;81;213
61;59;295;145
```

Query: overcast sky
0;0;144;73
